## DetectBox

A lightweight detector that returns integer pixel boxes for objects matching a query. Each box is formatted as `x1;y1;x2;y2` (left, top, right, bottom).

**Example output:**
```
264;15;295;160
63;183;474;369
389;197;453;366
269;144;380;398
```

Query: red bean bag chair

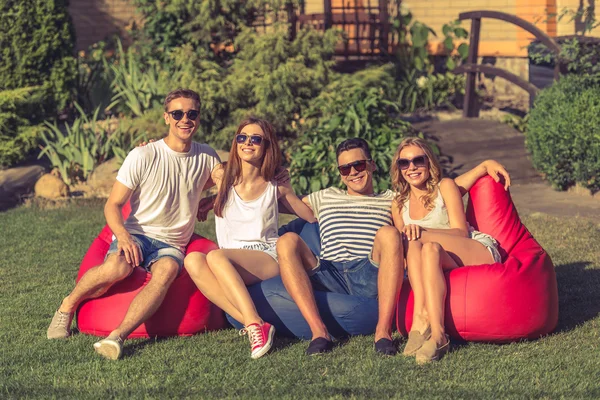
396;176;559;342
76;203;227;338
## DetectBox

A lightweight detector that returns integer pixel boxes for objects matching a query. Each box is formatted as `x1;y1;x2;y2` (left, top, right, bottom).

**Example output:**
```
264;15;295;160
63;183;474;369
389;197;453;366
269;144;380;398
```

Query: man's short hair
335;138;372;161
163;89;201;111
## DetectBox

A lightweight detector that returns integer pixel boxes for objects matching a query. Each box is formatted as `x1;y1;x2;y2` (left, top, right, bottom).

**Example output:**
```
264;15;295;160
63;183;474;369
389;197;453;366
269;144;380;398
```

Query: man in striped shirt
277;138;403;356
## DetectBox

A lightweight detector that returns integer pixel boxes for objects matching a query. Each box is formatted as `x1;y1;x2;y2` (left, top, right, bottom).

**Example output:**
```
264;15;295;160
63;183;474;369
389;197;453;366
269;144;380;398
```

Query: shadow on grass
554;261;600;332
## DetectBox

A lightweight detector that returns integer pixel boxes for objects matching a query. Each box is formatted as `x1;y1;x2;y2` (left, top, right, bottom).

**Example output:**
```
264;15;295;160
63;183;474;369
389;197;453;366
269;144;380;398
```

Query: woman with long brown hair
185;117;315;359
390;137;501;364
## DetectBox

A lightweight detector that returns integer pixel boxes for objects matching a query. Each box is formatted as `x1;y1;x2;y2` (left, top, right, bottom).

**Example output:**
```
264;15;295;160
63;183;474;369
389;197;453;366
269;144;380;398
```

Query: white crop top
215;181;279;249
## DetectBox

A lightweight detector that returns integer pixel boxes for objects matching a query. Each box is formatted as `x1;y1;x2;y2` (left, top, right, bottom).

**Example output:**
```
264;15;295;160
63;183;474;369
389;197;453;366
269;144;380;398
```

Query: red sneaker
240;322;275;359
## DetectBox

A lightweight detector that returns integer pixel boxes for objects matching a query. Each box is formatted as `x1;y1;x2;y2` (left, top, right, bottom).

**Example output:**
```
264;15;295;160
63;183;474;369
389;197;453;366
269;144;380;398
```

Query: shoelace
55;312;70;327
239;324;263;349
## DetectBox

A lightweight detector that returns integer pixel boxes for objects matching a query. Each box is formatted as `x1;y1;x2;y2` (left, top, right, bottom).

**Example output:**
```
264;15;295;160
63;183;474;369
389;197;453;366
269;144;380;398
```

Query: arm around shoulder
278;182;316;223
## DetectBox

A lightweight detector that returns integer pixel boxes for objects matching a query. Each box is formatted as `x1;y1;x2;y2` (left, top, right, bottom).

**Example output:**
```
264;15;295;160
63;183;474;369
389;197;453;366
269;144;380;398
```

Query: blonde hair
391;137;442;210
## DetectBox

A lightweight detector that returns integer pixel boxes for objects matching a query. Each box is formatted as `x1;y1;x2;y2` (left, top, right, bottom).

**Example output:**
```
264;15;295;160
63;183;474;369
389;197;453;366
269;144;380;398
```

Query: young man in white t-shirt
276;138;511;356
47;89;221;360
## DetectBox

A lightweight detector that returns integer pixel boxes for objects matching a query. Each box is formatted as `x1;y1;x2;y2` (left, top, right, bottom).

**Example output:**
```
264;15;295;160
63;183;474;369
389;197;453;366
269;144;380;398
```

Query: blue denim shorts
310;256;380;298
106;234;185;272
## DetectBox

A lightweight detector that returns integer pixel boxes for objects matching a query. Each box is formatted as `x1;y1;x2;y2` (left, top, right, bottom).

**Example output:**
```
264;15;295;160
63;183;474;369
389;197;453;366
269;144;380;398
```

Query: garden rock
0;165;46;210
88;158;120;197
35;173;69;199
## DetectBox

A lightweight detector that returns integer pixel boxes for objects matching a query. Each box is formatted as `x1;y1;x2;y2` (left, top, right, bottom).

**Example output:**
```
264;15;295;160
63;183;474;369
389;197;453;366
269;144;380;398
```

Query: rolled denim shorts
310;256;380;298
106;234;185;272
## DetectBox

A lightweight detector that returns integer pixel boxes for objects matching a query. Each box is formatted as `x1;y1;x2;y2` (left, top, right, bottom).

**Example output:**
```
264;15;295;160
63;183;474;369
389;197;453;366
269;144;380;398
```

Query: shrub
525;74;600;192
39;104;139;185
0;0;77;112
216;25;338;149
132;0;302;63
106;40;173;118
289;85;415;194
397;71;465;113
0;87;47;167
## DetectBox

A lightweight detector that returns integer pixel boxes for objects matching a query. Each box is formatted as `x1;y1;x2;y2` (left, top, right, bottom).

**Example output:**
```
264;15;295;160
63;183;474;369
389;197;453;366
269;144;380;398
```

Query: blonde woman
390;137;502;364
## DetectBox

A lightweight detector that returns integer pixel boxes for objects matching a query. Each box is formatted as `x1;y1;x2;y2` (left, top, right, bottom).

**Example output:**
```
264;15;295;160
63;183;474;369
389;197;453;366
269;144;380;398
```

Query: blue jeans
311;257;380;298
106;234;185;272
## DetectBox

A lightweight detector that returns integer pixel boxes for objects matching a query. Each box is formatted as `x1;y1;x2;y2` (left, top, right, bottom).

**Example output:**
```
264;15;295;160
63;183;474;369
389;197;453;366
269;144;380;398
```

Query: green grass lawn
1;199;599;399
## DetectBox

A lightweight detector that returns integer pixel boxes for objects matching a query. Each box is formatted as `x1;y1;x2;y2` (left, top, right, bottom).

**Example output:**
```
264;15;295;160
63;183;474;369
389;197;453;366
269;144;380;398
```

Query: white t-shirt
116;139;220;250
215;181;279;250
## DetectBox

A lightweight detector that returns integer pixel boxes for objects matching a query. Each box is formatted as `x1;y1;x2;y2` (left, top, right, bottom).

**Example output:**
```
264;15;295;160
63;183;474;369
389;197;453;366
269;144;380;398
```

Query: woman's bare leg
405;240;429;334
206;249;280;326
418;232;495;267
184;252;244;324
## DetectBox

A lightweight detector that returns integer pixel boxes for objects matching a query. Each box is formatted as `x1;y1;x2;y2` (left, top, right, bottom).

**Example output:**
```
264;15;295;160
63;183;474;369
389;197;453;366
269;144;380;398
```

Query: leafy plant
0;0;77;113
397;71;465;113
525;74;600;192
391;8;468;78
106;40;172;118
39;103;140;185
290;85;414;194
502;113;529;133
214;25;339;149
0;87;47;167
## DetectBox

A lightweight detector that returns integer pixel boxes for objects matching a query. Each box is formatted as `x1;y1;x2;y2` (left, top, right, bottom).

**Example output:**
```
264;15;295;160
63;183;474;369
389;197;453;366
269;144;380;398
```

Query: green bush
0;87;47;167
132;0;302;63
106;40;173;118
216;25;338;149
525;75;600;192
289;85;414;194
39;104;141;185
0;0;77;112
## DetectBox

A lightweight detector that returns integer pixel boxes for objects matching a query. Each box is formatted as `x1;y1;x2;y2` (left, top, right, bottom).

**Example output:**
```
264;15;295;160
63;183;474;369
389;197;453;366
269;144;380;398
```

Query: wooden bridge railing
455;10;562;118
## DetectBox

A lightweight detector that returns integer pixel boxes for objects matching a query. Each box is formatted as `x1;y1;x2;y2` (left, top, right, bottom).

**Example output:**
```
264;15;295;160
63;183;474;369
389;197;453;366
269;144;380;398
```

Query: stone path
413;118;600;223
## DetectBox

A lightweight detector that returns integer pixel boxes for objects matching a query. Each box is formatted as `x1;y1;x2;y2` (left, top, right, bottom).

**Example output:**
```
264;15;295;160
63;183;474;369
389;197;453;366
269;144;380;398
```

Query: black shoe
306;337;333;356
374;338;397;356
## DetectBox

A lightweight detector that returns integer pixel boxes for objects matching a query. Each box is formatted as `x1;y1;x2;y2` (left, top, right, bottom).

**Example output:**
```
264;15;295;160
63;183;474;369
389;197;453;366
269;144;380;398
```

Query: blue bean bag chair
226;219;379;339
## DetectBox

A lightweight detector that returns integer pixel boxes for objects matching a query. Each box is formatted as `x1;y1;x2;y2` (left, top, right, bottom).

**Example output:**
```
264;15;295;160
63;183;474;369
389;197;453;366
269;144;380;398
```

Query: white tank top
401;187;451;230
215;181;279;249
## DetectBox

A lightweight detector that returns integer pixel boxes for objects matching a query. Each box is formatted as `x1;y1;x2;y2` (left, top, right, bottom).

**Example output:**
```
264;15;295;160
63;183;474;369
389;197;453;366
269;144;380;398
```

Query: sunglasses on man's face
235;134;264;146
397;155;428;170
168;109;200;121
338;159;371;176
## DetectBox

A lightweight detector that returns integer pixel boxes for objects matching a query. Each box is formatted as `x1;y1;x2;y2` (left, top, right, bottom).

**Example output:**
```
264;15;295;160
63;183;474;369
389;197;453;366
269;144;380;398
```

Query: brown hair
163;88;201;111
391;137;442;211
213;117;281;218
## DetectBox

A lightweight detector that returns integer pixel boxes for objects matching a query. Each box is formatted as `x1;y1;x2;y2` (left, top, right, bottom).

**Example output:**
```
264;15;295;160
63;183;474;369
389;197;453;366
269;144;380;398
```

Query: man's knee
149;257;180;284
101;255;133;281
375;225;403;248
276;232;303;255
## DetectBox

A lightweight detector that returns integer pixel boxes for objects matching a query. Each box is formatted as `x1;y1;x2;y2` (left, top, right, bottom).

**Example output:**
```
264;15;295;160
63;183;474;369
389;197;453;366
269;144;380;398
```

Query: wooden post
379;0;389;55
287;2;297;41
463;17;481;118
324;0;333;30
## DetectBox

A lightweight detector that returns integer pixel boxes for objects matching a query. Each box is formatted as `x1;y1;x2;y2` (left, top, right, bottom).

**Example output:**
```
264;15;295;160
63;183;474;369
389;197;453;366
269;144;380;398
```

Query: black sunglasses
235;134;264;146
338;159;371;176
397;155;428;170
168;109;200;121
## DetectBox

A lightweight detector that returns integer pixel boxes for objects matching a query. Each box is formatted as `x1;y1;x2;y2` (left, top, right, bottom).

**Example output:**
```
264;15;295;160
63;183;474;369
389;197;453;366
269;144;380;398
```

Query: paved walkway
413;118;600;223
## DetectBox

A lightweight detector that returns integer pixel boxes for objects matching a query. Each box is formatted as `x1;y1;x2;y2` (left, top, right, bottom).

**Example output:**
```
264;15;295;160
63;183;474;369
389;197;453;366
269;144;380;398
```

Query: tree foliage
0;0;77;112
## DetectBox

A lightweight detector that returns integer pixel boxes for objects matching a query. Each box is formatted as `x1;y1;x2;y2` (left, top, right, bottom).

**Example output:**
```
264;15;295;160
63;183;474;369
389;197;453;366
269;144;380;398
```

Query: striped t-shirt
307;187;395;262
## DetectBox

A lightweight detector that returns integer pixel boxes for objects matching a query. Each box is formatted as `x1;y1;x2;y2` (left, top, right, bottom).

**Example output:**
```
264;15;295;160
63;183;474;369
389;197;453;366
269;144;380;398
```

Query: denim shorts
309;256;380;298
106;234;185;272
